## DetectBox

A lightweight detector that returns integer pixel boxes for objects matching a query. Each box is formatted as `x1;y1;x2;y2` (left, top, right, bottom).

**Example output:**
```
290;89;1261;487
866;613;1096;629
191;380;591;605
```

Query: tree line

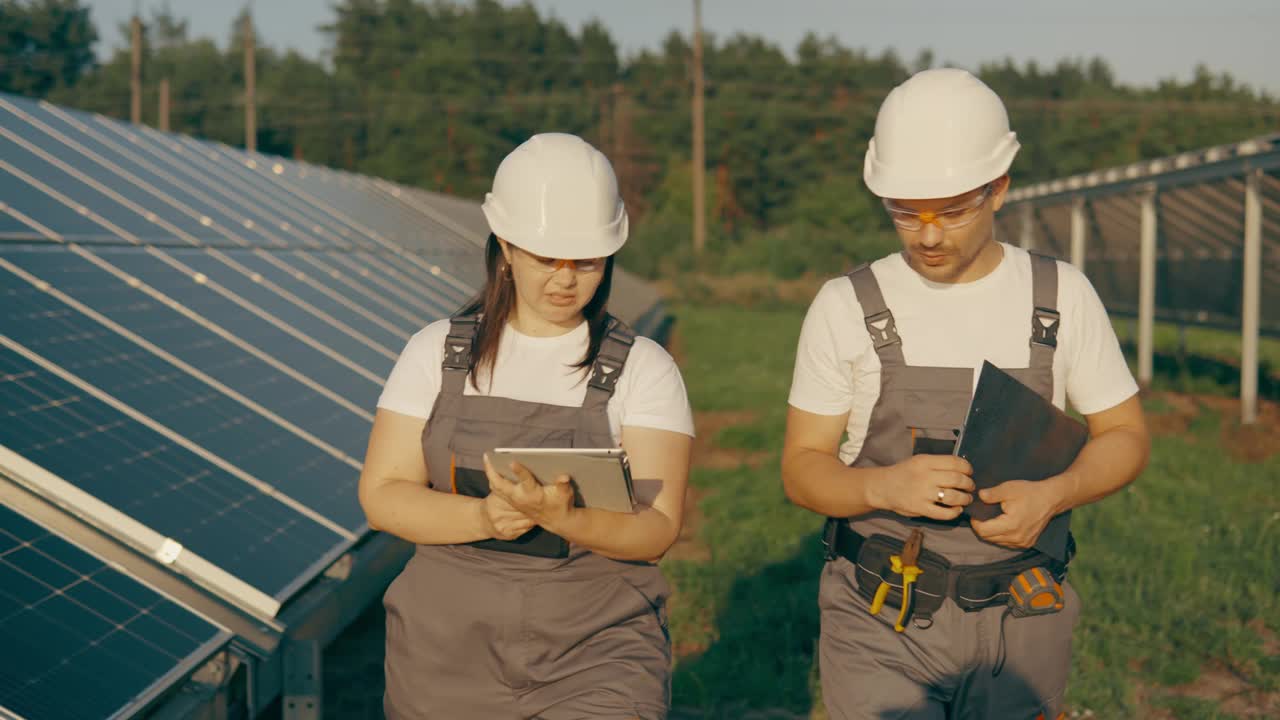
3;0;1276;277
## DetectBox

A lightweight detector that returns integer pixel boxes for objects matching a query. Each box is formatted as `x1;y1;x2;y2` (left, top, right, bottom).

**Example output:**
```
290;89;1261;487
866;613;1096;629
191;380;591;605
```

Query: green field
663;303;1280;719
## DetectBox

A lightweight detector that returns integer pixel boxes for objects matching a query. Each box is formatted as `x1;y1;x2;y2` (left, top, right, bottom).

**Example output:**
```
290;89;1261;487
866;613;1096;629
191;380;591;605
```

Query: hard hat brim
482;197;628;259
864;133;1020;200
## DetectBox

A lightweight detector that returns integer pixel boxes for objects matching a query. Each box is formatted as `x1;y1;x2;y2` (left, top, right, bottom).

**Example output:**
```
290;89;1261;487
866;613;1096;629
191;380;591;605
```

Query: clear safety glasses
515;248;607;274
883;184;994;231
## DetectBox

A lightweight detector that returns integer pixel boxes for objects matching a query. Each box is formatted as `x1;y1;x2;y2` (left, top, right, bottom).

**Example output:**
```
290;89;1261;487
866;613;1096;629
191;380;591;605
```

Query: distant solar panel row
0;91;486;718
996;155;1280;335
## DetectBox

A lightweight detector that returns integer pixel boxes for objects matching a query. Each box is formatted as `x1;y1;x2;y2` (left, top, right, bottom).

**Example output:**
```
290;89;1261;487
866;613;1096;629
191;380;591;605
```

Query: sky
86;0;1280;96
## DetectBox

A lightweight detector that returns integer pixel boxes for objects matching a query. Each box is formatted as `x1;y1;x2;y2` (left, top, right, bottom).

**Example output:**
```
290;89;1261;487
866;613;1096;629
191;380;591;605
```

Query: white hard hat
864;68;1020;200
481;133;628;259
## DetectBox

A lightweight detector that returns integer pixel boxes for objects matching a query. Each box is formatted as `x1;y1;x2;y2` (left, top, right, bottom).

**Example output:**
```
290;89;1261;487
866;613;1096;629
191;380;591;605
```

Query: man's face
884;176;1010;283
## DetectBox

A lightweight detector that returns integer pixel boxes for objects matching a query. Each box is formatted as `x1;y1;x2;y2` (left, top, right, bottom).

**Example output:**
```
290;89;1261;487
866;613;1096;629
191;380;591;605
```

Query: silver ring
936;490;946;502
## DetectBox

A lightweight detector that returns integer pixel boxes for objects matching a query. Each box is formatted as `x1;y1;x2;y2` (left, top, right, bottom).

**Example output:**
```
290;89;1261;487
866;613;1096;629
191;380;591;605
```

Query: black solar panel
326;251;465;319
180;138;395;251
220;248;410;351
0;260;366;532
285;249;430;332
0;166;112;243
147;133;363;251
0;505;228;720
0;96;230;248
94;247;386;401
0;345;347;597
0;205;39;241
0;504;228;720
0;125;173;245
0;244;373;460
259;153;482;254
170;249;398;375
0;88;495;711
2;96;284;250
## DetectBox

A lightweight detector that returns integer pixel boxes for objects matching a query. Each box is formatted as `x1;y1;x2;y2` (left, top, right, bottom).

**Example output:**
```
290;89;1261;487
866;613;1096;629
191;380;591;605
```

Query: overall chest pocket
885;365;973;454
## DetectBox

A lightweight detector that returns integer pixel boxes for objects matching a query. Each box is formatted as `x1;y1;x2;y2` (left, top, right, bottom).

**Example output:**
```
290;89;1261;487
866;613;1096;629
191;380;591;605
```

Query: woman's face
499;239;606;330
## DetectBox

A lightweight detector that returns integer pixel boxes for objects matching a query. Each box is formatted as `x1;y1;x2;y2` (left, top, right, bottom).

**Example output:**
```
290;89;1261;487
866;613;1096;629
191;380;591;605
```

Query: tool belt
824;520;1073;622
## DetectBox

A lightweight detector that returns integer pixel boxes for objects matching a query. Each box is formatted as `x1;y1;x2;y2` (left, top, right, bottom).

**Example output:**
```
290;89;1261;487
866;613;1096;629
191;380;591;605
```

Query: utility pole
158;77;170;131
243;11;257;152
691;0;706;255
130;16;142;124
613;82;628;192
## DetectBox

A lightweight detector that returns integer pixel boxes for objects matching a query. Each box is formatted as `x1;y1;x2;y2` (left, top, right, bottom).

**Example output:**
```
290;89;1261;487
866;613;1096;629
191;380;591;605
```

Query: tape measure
1008;567;1065;618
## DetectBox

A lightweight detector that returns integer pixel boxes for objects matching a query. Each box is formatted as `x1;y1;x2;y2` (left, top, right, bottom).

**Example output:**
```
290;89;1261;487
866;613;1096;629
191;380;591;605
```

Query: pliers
869;529;924;632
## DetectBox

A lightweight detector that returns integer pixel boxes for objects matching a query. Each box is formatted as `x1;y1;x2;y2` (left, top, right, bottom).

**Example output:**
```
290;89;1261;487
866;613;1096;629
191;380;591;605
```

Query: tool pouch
852;534;951;622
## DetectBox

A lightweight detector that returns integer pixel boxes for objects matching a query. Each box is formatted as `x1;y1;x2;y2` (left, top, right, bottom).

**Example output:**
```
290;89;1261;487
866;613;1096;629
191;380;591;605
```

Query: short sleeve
788;279;868;416
615;337;695;436
376;321;448;418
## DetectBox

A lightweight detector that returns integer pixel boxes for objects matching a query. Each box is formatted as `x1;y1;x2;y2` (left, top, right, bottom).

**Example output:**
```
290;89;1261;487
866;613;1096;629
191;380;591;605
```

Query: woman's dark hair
456;233;615;390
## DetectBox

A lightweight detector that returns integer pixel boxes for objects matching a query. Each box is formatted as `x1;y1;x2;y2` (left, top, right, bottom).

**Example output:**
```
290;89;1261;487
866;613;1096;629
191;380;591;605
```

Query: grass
1112;317;1280;401
663;303;1280;719
664;305;822;716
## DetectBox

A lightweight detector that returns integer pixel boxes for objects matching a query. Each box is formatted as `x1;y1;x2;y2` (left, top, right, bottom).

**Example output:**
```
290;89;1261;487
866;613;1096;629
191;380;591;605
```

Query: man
781;68;1150;720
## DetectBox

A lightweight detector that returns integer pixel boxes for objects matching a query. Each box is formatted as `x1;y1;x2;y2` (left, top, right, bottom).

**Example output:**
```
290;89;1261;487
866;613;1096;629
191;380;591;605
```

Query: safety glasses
514;248;606;274
883;184;994;231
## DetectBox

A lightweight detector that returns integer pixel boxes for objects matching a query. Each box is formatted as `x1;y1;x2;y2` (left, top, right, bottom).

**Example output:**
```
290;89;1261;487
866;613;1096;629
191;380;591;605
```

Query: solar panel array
0;91;486;718
997;134;1280;335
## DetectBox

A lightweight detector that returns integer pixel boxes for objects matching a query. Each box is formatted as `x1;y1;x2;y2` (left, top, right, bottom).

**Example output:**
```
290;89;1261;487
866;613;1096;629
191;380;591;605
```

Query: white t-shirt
378;319;695;442
788;243;1138;464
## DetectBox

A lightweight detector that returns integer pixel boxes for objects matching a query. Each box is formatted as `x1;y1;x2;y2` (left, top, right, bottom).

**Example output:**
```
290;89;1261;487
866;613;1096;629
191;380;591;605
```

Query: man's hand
868;454;976;521
969;478;1068;548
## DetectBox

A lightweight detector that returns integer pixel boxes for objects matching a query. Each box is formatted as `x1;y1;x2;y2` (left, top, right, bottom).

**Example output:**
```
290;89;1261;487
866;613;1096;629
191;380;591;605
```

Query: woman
360;133;694;720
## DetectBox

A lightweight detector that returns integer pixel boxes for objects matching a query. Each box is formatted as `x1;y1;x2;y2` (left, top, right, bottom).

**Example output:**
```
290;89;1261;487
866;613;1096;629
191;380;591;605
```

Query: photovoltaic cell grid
0;250;366;532
0;343;347;597
0;88;492;714
0;243;375;462
0;504;227;720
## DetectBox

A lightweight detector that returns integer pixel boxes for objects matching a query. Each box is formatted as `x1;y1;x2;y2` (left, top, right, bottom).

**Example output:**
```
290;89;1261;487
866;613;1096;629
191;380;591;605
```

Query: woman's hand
482;454;575;531
476;491;537;540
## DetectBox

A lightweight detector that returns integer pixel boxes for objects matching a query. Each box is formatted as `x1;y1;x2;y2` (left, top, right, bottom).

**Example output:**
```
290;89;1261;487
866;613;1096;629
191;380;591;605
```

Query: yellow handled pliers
868;529;924;632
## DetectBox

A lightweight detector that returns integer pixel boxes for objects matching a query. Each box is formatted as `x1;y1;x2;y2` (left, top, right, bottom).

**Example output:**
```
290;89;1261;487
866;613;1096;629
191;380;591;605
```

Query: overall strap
575;316;636;443
581;316;636;413
440;312;481;397
1028;252;1060;373
848;263;906;367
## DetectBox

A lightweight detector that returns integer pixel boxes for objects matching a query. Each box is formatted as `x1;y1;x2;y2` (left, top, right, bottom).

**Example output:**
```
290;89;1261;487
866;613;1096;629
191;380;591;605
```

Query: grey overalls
820;253;1079;720
383;314;671;720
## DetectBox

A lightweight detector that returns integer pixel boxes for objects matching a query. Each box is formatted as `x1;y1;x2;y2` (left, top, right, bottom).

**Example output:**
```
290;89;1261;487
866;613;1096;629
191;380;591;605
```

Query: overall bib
820;254;1078;720
384;314;671;720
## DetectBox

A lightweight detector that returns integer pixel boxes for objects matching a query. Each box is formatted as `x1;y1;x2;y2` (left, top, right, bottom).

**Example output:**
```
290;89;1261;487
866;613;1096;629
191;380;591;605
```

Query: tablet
487;447;635;513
